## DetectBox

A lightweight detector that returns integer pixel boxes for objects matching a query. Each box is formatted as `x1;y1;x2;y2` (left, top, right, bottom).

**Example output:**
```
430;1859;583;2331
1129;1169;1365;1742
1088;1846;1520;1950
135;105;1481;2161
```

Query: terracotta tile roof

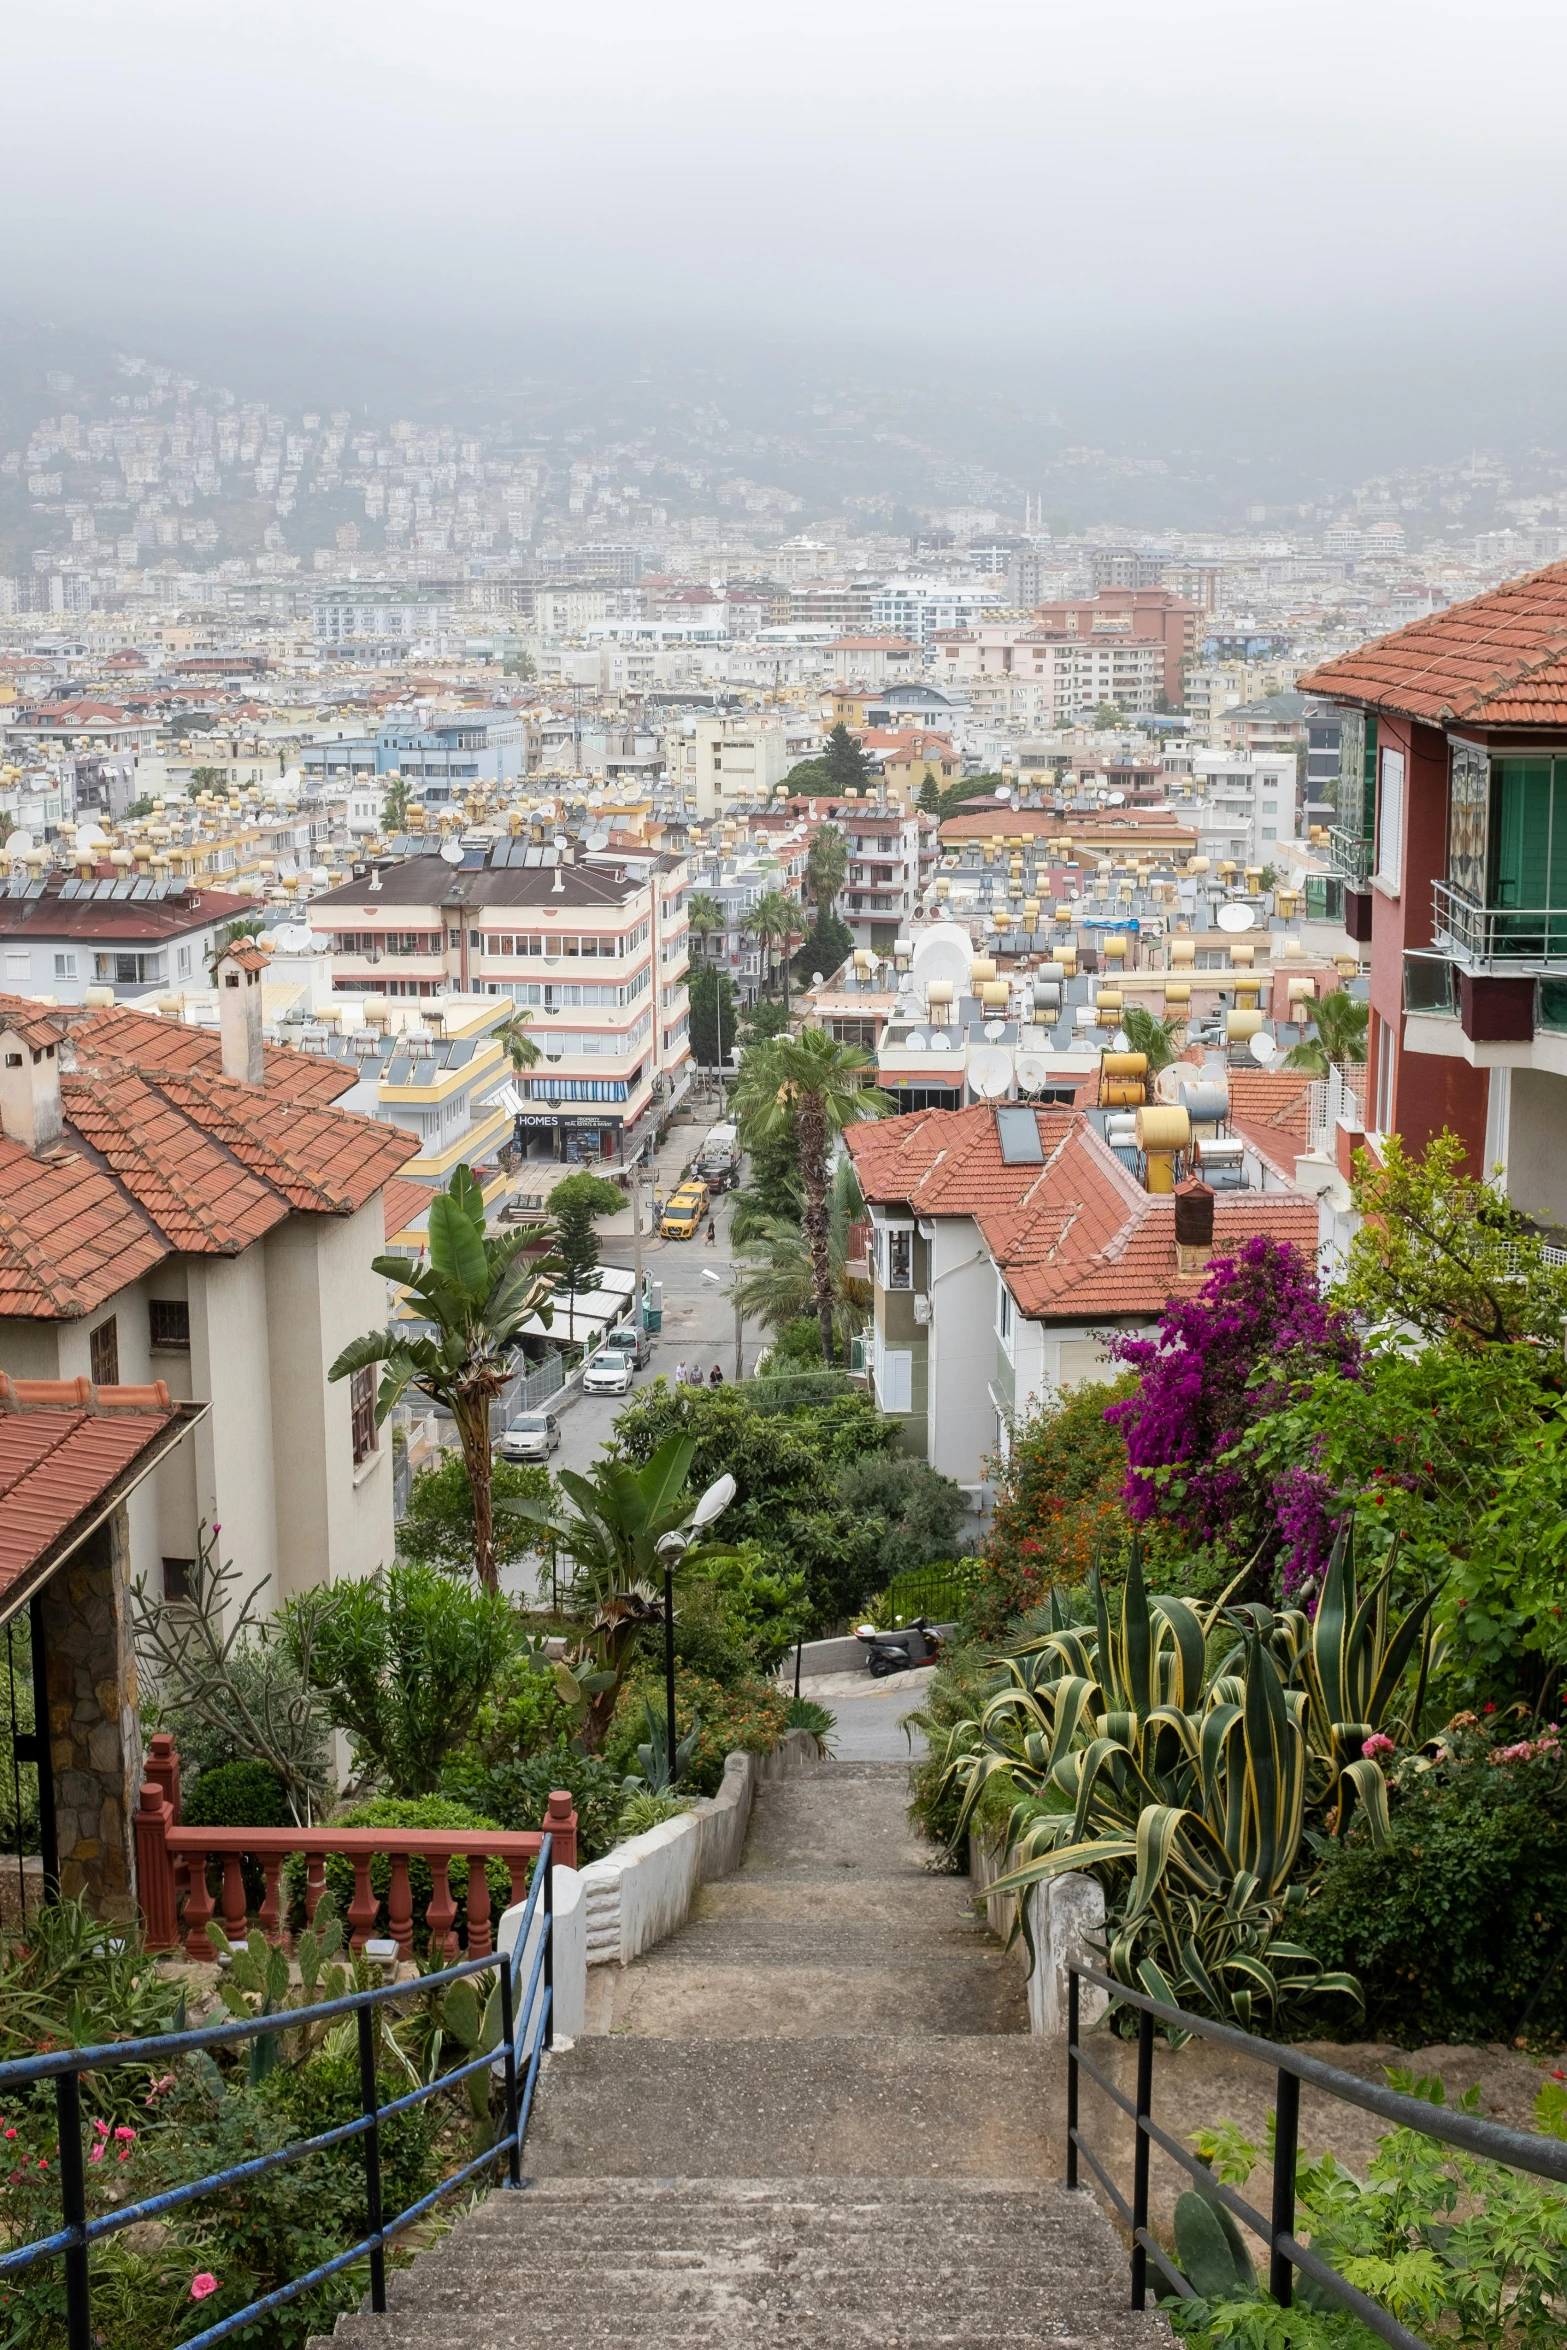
846;1102;1318;1322
61;1072;287;1252
0;1374;206;1608
382;1175;435;1241
0;1137;169;1315
66;1006;355;1107
216;941;271;975
1299;562;1567;727
0;995;420;1321
1223;1068;1315;1178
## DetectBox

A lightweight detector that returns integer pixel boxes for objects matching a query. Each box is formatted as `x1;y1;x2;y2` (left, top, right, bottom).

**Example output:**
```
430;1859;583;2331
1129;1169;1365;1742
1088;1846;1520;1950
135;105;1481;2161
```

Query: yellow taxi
659;1180;709;1240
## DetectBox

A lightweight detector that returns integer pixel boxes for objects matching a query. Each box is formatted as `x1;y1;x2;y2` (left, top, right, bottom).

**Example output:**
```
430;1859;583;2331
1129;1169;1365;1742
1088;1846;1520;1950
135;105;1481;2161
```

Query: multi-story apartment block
1303;565;1567;1232
1188;750;1300;864
301;711;532;795
310;844;690;1163
933;626;1166;724
0;874;252;1003
310;588;457;648
1030;589;1201;707
1184;659;1299;740
839;805;934;952
664;717;790;816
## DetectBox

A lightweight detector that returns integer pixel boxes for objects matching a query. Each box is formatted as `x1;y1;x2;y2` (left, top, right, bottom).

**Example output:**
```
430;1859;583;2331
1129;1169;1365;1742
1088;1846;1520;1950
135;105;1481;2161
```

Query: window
883;1226;913;1289
176;944;192;976
998;1283;1013;1342
53;951;76;980
161;1557;193;1604
1376;747;1405;892
148;1299;190;1351
350;1364;378;1467
1373;1013;1397;1135
4;952;28;982
1448;741;1490;902
89;1317;119;1386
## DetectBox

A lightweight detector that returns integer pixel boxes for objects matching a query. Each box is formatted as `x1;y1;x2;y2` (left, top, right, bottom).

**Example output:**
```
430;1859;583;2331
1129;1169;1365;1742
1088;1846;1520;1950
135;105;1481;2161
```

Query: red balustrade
134;1763;577;1960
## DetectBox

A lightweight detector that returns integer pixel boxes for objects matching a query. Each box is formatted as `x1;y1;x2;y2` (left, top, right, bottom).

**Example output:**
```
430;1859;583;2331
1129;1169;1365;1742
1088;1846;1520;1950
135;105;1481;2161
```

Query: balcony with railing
1326;824;1371;885
1432;878;1567;971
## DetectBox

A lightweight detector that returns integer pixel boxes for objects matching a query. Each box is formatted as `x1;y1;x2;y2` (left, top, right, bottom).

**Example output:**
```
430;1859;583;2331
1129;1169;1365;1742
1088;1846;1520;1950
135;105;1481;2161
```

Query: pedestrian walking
705;1219;717;1245
673;1358;687;1386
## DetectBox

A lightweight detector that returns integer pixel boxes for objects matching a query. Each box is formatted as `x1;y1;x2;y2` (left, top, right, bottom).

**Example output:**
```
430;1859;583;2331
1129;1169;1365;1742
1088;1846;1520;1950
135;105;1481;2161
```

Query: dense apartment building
301;709;533;793
664;716;790;815
0;874;252;1003
1303;565;1567;1233
1029;589;1201;706
310;843;691;1162
932;625;1166;724
839;805;938;951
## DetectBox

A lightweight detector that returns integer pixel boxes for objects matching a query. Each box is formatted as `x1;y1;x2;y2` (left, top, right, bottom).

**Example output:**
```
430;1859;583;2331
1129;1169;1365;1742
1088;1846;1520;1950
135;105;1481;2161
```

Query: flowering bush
1106;1236;1359;1594
966;1377;1134;1638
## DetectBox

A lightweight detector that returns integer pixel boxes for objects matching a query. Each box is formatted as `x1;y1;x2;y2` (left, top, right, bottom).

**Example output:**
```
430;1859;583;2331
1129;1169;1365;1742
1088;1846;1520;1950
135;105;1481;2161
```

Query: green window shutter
1492;758;1554;908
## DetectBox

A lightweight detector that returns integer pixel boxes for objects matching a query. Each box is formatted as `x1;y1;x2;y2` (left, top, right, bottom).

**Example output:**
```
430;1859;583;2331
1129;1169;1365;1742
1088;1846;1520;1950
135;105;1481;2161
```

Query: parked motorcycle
855;1618;941;1678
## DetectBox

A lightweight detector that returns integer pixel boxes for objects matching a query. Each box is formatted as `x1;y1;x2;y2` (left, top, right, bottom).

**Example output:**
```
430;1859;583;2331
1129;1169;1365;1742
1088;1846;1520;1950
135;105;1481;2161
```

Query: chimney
1174;1176;1215;1274
0;1019;63;1153
214;943;266;1085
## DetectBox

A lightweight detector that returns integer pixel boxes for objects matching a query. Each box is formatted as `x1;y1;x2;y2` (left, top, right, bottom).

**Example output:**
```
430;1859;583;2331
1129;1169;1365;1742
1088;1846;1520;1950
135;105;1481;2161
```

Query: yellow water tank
970;956;997;983
1103;1053;1149;1079
980;980;1010;1010
1229;941;1255;968
1163;981;1191;1005
1169;937;1196;968
1103;935;1128;962
1226;1008;1264;1042
1096;989;1123;1011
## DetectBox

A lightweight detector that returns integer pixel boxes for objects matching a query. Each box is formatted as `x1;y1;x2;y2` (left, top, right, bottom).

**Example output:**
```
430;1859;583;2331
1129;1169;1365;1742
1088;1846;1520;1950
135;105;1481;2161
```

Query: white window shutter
880;1348;913;1414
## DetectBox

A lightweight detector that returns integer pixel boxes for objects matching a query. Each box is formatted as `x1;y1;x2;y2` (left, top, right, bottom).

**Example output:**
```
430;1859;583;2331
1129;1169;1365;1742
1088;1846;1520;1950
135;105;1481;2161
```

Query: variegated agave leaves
939;1549;1364;2028
1222;1521;1441;1843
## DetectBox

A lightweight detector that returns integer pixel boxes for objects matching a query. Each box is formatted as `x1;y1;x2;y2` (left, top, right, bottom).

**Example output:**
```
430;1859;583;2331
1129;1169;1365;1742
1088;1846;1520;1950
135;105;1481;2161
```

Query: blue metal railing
1066;1956;1567;2350
0;1836;554;2350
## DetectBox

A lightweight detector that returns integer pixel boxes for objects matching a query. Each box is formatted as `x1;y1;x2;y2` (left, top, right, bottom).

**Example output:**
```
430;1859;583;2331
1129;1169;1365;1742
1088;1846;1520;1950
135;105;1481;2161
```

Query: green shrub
440;1739;627;1864
1296;1715;1567;2043
265;2046;440;2218
603;1667;788;1797
395;1451;553;1577
283;1797;513;1950
614;1790;691;1840
966;1376;1134;1639
181;1759;291;1829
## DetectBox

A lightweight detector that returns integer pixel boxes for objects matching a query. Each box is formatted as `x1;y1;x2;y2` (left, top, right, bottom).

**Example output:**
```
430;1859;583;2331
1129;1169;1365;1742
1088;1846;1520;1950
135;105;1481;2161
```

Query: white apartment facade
664;717;791;816
311;847;690;1162
933;626;1166;724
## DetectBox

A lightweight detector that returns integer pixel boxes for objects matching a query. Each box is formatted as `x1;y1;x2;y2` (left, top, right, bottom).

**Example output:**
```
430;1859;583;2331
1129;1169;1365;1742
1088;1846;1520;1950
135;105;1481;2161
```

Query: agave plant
1224;1521;1441;1842
939;1552;1363;2029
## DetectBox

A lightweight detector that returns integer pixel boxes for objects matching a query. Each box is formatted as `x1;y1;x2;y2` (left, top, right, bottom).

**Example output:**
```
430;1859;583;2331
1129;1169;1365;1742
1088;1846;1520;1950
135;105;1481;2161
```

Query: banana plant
503;1436;738;1749
329;1163;562;1592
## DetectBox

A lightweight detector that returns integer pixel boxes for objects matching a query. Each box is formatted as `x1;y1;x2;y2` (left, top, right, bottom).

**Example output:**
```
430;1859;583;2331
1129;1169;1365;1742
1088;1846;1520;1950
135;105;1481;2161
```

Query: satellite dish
6;830;33;858
968;1046;1013;1099
812;970;824;986
1216;902;1256;933
553;832;569;849
928;1031;952;1051
1111;1028;1130;1053
439;839;464;865
905;1030;929;1050
1249;1030;1278;1065
1105;790;1126;806
984;1018;1007;1041
996;784;1013;802
1015;1052;1050;1094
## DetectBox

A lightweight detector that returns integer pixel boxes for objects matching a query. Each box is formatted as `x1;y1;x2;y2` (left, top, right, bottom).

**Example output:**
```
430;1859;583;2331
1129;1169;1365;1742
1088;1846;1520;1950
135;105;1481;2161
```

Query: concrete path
313;1758;1168;2348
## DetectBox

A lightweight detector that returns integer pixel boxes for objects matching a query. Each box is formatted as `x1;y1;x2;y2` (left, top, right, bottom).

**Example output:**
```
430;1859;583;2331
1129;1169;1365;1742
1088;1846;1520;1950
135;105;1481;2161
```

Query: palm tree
732;1030;892;1363
495;1007;541;1072
328;1164;560;1592
1118;1004;1185;1073
686;891;725;962
805;822;847;916
736;1212;871;1360
503;1436;734;1748
1284;990;1369;1077
743;889;801;1012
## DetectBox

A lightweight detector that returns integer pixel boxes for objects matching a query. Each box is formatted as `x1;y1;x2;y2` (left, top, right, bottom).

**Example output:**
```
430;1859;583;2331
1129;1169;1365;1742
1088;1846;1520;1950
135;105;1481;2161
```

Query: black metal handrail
0;1834;555;2350
1066;1956;1567;2350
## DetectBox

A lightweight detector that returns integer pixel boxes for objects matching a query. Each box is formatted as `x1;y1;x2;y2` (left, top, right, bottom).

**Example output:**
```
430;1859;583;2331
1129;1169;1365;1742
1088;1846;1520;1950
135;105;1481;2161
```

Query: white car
581;1349;634;1396
495;1412;560;1462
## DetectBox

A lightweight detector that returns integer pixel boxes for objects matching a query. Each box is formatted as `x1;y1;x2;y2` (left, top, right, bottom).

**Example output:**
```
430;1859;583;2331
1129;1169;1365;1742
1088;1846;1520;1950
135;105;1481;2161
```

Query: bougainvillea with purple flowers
1104;1235;1360;1593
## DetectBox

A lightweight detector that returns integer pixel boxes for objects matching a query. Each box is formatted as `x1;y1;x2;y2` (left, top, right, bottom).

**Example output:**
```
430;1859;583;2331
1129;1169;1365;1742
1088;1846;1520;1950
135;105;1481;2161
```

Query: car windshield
512;1417;547;1432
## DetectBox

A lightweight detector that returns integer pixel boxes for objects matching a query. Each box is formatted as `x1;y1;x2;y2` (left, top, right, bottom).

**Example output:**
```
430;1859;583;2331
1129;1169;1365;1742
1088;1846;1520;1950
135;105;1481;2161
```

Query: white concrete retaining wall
497;1864;587;2045
970;1836;1108;2036
780;1626;959;1679
580;1727;823;1969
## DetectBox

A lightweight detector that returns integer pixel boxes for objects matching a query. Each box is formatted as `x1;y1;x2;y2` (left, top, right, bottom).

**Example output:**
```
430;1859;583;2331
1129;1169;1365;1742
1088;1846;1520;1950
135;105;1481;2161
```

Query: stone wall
38;1507;142;1918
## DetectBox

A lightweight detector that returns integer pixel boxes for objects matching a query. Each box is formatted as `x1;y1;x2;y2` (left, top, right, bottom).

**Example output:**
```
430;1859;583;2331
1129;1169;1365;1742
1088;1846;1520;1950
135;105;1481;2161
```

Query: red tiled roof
846;1103;1318;1321
1299;561;1567;726
0;1138;169;1315
382;1175;435;1241
0;995;420;1321
0;888;251;944
0;1374;206;1609
1223;1068;1314;1179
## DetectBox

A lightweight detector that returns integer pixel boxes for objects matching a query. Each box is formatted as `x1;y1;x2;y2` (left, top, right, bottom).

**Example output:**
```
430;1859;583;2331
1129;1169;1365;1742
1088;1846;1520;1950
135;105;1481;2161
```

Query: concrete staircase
311;1760;1168;2349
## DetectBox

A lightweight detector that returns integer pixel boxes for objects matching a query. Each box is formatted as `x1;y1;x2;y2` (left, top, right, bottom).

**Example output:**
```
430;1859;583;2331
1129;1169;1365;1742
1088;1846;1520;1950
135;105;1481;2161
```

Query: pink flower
88;2144;104;2164
1362;1733;1395;1761
92;2120;109;2137
190;2274;220;2302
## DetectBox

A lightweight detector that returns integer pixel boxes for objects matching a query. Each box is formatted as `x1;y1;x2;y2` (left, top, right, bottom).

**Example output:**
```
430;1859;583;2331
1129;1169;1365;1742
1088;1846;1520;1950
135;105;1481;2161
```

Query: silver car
496;1411;560;1463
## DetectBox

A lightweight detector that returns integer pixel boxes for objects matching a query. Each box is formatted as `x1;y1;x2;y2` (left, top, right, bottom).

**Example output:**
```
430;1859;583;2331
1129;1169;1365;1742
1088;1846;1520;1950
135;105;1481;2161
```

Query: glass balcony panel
1403;954;1456;1016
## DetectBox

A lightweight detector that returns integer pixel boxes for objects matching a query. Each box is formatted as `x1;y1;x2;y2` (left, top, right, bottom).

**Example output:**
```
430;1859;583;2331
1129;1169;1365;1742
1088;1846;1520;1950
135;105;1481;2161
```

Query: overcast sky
10;0;1565;344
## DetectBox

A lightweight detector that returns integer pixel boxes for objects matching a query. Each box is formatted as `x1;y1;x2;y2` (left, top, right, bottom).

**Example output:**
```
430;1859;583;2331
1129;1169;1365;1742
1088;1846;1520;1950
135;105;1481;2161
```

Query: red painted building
1301;567;1567;1234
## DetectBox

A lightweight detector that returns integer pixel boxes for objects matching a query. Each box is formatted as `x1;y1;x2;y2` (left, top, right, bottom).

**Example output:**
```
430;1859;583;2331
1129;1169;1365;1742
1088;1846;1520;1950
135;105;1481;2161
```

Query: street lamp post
701;1263;745;1383
654;1473;736;1786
